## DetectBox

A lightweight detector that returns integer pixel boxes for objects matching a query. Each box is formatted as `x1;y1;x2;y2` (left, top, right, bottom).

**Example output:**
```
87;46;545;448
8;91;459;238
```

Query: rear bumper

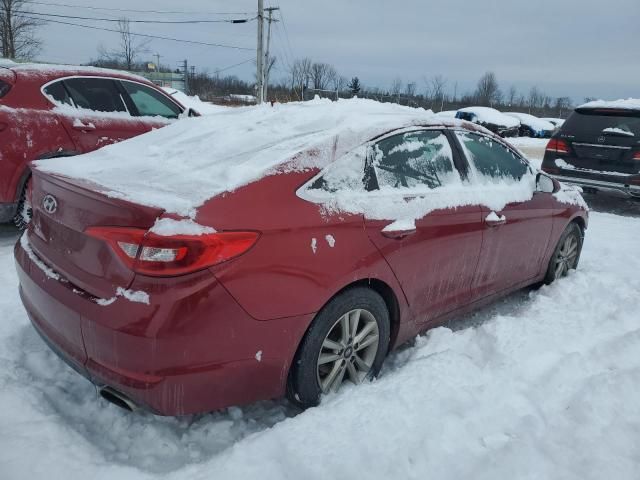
0;202;17;223
14;235;311;415
550;173;640;198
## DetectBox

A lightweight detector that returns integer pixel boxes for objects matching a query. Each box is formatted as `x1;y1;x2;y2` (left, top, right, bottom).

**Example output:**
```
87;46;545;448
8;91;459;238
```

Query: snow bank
161;88;228;116
578;98;640;111
458;106;520;128
33;98;470;218
2;211;640;479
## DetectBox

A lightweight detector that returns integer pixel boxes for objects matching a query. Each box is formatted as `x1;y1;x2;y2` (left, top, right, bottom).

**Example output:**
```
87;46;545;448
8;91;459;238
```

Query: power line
23;0;252;15
19;10;255;24
213;58;254;75
16;14;254;50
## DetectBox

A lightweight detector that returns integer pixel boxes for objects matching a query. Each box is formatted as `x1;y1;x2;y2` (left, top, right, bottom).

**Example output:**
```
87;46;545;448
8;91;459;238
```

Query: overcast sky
32;0;639;103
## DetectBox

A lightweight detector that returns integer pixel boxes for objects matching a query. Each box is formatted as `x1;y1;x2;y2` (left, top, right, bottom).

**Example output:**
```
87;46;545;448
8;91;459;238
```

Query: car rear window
0;80;11;99
562;110;640;138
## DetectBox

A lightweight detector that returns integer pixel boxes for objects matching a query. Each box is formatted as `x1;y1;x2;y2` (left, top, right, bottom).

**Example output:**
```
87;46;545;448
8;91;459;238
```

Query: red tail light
86;226;259;276
632;151;640;161
546;138;570;154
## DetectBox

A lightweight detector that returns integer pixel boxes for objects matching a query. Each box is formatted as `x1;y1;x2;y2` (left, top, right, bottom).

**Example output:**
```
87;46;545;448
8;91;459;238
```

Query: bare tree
310;62;333;90
426;74;447;109
390;77;403;99
98;18;150;70
289;57;312;98
405;81;416;98
0;0;43;59
507;86;517;106
528;86;541;112
475;72;501;107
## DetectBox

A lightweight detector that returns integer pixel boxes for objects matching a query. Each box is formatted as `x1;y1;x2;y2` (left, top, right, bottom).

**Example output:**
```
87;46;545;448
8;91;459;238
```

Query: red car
0;63;190;225
14;106;588;415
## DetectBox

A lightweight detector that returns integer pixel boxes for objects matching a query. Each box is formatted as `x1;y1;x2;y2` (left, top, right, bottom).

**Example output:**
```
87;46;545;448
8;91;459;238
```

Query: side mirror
536;172;557;194
187;108;201;117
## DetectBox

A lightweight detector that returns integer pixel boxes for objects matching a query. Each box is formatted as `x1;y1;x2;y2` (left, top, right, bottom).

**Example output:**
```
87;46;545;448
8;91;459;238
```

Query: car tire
544;222;583;284
13;177;32;231
287;287;390;409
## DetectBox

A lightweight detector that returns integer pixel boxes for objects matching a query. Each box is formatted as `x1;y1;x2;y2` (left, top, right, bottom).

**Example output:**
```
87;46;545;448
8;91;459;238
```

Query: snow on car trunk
33;98;468;219
1;210;640;479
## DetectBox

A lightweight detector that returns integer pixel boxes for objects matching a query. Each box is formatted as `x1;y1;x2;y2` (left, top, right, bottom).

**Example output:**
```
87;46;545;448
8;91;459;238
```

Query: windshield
564;110;640;138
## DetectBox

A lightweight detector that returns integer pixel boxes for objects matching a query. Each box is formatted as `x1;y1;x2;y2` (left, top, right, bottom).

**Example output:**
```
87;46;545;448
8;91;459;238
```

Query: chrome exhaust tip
99;386;138;412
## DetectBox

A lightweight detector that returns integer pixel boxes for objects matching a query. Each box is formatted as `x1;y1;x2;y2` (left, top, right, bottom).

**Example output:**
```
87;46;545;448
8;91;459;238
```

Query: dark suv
541;100;640;198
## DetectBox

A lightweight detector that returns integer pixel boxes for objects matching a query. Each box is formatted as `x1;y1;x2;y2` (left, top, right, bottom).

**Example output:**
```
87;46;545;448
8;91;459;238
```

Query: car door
45;77;148;153
119;80;183;132
363;129;484;325
453;131;554;300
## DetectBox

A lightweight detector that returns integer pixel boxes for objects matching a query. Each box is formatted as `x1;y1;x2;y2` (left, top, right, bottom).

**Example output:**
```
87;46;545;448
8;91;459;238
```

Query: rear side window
0;80;11;98
121;81;181;119
43;81;73;106
63;77;127;113
456;132;529;181
370;130;458;190
562;111;640;138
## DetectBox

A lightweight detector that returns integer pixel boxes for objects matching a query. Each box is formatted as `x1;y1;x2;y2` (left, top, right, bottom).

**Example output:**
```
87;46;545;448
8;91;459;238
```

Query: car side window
455;131;529;181
63;77;127;113
43;81;74;107
370;130;458;190
121;81;181;119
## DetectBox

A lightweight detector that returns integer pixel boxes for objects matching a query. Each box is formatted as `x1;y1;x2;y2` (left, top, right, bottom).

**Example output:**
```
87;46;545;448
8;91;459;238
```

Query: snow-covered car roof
34;98;483;218
541;117;564;126
577;98;640;112
5;62;150;84
457;106;520;128
504;112;554;131
435;110;458;118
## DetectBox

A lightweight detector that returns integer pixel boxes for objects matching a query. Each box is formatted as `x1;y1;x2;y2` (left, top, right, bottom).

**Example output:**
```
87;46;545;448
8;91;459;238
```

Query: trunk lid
28;170;163;299
559;109;640;175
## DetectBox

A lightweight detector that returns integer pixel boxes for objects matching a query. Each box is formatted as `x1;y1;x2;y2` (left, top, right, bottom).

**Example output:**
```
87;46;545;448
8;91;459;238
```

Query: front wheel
544;222;583;284
287;287;390;409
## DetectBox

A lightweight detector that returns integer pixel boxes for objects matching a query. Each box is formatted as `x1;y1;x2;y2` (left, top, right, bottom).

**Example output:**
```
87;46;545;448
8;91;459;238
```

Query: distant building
137;70;186;92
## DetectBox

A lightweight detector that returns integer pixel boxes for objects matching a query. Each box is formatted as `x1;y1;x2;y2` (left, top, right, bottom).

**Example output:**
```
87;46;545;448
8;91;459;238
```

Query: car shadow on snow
581;193;640;218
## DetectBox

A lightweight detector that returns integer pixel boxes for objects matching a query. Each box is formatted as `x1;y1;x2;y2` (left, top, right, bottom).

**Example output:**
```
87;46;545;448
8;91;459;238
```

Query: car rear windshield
562;110;640;138
0;80;11;99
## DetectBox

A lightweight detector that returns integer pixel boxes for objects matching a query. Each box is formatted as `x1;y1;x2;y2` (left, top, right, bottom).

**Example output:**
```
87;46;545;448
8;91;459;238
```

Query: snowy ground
2;144;640;479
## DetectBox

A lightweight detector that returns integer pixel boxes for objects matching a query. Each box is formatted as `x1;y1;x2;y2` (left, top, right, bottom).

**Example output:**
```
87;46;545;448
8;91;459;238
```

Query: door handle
381;228;417;239
72;121;96;132
485;212;507;227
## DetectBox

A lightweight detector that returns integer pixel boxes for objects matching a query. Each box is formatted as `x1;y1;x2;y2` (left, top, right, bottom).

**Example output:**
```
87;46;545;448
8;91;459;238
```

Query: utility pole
154;53;161;71
256;0;264;104
181;59;189;95
263;7;279;102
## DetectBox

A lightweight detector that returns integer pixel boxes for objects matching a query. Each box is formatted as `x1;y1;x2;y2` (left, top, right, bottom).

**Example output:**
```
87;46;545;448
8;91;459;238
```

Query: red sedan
0;62;191;226
14;102;588;415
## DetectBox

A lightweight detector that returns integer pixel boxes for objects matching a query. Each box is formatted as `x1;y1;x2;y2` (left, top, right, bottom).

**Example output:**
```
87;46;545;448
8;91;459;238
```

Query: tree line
0;3;577;118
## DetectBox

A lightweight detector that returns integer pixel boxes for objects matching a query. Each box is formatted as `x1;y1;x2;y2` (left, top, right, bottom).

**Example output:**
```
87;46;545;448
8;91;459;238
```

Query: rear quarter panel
200;171;412;338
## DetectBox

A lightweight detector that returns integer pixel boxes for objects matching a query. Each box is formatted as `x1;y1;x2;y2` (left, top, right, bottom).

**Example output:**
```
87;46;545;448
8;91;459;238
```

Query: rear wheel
13;177;32;230
287;287;390;408
544;222;583;284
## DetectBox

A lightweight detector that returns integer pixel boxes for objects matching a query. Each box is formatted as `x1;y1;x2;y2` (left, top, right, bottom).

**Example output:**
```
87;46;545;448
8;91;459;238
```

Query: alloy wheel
554;233;579;278
316;308;380;394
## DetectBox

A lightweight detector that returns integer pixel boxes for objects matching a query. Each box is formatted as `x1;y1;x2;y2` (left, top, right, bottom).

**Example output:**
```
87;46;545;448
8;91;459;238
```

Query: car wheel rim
317;308;380;394
554;234;579;278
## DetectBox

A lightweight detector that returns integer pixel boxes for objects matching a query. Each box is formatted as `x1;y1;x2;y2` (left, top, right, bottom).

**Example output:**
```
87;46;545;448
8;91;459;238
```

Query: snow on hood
33;98;472;218
578;98;640;111
504;112;554;132
458;107;520;128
